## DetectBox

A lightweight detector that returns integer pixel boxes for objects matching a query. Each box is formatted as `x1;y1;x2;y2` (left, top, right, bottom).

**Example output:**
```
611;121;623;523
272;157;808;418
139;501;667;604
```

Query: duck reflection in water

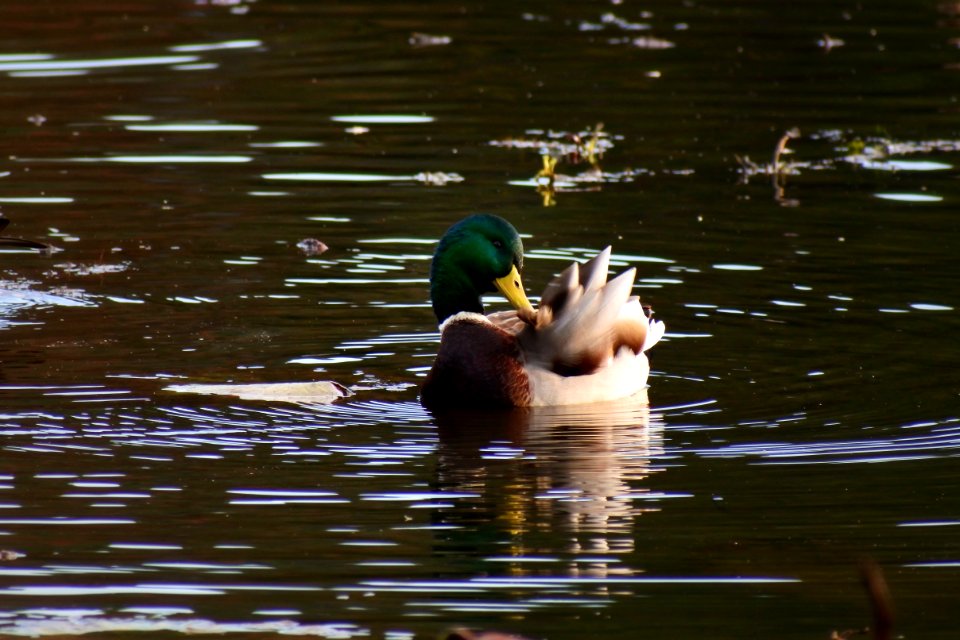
431;394;664;578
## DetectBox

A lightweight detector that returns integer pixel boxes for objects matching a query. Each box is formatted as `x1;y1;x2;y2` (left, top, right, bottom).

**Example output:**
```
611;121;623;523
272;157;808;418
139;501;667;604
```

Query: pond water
1;0;959;638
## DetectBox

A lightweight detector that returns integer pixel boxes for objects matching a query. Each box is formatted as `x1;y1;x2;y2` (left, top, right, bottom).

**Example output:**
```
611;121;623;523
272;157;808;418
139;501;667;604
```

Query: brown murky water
1;1;959;638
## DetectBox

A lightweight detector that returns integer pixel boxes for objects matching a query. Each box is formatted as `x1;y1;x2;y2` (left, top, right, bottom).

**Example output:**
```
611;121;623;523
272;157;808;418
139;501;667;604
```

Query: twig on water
772;127;801;205
772;127;801;175
830;559;895;640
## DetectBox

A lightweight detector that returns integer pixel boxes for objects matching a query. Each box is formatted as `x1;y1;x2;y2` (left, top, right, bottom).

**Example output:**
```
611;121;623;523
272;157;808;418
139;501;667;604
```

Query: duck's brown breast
421;314;531;409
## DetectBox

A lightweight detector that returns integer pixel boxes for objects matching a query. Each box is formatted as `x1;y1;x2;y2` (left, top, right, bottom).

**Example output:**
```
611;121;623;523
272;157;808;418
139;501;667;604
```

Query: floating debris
165;380;352;404
297;238;329;256
495;124;660;205
630;36;676;49
490;124;620;161
409;32;452;47
521;13;550;23
818;34;845;52
841;137;960;164
738;130;960;186
736;128;803;205
412;171;464;186
54;261;131;276
535;154;559;185
580;12;652;32
830;560;894;640
772;127;801;175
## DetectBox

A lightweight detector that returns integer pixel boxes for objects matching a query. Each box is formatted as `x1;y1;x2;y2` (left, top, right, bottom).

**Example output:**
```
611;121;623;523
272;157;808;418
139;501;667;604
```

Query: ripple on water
0;388;950;629
685;416;960;465
328;575;797;615
0;285;93;320
0;400;432;460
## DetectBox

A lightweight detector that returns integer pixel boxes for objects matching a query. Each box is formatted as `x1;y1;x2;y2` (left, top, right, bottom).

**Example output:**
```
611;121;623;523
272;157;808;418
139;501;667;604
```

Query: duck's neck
430;262;485;324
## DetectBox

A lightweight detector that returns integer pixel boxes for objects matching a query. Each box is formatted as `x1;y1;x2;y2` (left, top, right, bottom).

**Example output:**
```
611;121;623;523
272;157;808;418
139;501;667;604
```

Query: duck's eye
492;239;503;249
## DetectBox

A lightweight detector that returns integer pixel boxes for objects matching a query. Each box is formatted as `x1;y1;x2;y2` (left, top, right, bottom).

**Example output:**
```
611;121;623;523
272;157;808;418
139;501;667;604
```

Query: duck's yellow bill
494;265;534;312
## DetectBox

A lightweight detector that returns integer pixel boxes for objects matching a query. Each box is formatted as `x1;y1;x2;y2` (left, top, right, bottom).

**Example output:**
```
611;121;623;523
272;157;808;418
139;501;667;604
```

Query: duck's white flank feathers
525;347;651;406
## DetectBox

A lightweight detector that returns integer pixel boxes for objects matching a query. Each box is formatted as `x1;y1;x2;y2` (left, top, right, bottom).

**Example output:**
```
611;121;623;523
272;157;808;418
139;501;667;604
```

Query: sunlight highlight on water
0;55;199;74
331;115;434;124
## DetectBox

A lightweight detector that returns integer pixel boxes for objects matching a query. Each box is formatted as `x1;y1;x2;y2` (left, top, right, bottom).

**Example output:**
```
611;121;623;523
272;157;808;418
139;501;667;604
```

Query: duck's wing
520;247;664;376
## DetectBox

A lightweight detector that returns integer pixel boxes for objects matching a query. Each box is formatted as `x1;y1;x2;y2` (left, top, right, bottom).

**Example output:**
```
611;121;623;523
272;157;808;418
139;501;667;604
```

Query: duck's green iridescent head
430;214;533;323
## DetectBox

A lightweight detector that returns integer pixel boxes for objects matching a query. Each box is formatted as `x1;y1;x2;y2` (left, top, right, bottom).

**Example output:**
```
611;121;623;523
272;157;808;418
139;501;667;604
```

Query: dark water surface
1;0;959;637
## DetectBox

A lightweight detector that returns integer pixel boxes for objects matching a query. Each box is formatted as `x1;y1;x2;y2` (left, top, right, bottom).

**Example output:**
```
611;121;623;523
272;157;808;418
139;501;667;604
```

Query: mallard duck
421;214;664;409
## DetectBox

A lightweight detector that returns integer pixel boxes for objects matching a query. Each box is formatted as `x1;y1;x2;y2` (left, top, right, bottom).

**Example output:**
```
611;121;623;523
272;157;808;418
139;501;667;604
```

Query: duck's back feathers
513;248;663;406
519;250;652;367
